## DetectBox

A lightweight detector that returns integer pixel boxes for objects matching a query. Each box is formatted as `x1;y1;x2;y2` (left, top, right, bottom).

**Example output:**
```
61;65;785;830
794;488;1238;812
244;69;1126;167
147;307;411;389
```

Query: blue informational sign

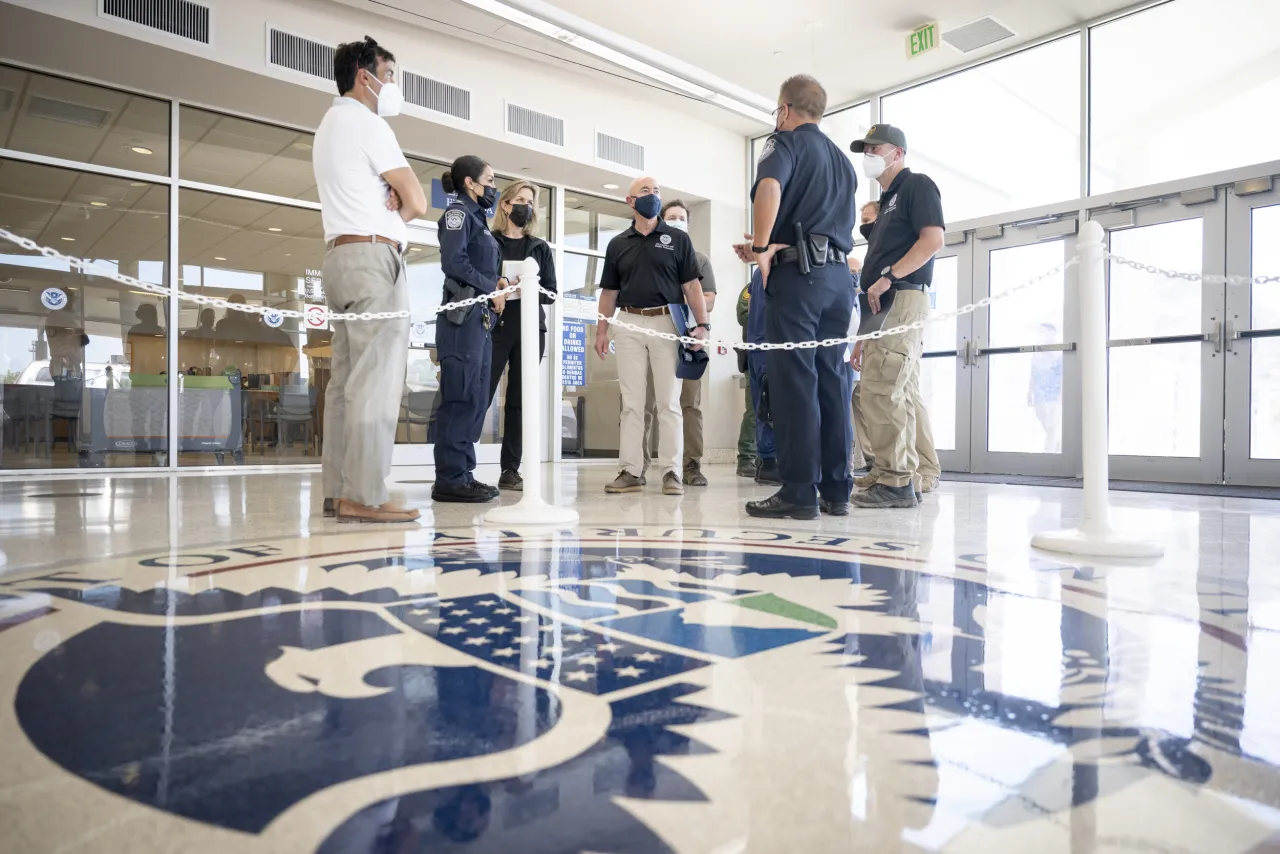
430;178;457;212
561;320;586;387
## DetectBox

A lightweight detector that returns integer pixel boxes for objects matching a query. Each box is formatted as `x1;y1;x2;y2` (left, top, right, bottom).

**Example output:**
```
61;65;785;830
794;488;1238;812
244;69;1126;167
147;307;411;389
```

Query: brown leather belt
327;234;400;250
620;306;670;316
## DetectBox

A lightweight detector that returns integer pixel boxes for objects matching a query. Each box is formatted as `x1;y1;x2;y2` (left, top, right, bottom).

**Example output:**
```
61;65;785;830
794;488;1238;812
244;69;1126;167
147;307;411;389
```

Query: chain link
1105;252;1280;287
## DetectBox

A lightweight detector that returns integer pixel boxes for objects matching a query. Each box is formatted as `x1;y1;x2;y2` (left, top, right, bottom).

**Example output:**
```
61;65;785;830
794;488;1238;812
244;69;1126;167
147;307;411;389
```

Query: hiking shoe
683;461;708;487
854;472;878;489
663;472;685;495
746;492;819;520
851;483;919;509
736;456;758;478
755;458;782;486
499;469;523;492
819;499;850;516
432;481;495;504
606;471;644;494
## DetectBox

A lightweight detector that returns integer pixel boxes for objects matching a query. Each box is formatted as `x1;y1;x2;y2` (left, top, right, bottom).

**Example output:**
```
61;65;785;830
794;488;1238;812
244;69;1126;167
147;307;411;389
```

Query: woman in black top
489;180;558;490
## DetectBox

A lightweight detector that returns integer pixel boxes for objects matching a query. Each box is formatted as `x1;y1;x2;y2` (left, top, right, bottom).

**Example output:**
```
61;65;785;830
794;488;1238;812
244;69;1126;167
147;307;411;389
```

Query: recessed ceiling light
130;182;148;187
130;146;153;155
567;197;578;203
284;253;292;257
90;201;108;207
268;227;283;232
409;247;422;252
214;256;227;261
292;142;313;151
603;183;619;190
60;237;75;241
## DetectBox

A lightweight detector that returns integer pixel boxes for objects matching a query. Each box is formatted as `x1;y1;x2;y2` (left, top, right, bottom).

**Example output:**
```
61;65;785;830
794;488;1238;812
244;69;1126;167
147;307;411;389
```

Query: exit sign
908;22;940;58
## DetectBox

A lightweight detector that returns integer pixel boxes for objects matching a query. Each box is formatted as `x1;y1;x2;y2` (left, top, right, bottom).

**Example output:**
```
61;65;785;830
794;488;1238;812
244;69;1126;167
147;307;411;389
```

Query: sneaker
851;483;919;509
337;499;422;522
819;498;849;516
755;459;782;486
432;481;496;504
683;461;708;487
663;472;685;495
854;472;878;489
606;471;644;494
746;492;819;520
499;469;523;492
736;457;758;478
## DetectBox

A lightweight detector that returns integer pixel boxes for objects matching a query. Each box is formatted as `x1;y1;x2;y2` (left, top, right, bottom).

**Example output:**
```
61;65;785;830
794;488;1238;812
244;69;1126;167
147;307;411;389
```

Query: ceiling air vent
507;104;564;147
402;71;470;121
100;0;211;45
269;29;335;82
27;95;111;129
942;17;1015;53
596;132;644;171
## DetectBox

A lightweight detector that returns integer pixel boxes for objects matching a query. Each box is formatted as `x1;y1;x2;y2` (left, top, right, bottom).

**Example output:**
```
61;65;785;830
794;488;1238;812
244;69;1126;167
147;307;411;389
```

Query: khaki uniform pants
644;375;702;469
860;290;940;488
613;313;681;478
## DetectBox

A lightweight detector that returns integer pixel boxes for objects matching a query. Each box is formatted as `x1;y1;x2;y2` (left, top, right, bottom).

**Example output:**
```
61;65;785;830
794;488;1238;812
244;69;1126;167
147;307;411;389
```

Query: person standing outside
487;181;557;492
641;199;717;486
594;176;710;496
736;74;857;520
313;36;426;523
433;156;510;504
850;124;945;509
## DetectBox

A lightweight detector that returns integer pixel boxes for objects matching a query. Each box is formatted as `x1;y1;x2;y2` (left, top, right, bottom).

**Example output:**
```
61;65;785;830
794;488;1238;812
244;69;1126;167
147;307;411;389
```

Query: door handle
1213;321;1223;354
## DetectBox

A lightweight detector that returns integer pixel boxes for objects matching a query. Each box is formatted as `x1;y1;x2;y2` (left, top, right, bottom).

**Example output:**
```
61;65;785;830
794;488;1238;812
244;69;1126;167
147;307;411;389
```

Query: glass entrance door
970;225;1078;476
1099;195;1226;483
1225;182;1280;486
921;244;974;473
391;230;503;468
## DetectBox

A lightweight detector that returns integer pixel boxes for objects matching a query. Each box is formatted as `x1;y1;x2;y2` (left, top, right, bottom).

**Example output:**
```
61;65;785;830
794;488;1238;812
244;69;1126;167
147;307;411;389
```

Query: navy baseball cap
851;124;908;153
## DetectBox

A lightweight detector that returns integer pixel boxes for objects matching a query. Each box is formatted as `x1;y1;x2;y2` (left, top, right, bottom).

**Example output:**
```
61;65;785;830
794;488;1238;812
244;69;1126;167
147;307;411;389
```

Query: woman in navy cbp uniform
432;155;510;503
488;180;557;491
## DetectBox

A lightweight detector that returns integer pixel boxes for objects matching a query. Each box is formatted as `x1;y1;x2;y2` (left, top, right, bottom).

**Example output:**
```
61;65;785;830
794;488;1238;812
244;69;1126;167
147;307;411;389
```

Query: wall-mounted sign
263;310;285;329
41;288;68;310
561;320;586;387
411;321;430;341
304;304;329;331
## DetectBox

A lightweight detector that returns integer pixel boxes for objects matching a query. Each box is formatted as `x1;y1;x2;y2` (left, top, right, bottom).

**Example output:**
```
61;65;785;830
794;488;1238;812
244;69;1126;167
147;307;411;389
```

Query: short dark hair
334;36;395;96
441;155;490;196
660;198;689;220
778;75;827;120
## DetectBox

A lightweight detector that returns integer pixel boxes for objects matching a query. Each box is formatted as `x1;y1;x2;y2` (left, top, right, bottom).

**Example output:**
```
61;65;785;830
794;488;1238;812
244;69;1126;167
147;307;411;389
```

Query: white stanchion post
1032;220;1163;559
484;257;579;526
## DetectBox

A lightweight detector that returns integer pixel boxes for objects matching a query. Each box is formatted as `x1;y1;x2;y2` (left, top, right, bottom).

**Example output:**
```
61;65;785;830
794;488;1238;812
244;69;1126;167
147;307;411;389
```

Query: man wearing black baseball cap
848;124;945;509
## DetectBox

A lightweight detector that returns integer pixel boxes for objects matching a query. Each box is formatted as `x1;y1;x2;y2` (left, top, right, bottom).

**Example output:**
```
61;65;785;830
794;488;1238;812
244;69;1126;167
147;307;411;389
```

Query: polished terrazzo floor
1;462;1279;853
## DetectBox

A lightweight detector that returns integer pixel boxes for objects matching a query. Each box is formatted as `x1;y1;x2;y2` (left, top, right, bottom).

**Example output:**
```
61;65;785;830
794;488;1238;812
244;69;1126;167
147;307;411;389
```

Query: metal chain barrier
1104;252;1280;287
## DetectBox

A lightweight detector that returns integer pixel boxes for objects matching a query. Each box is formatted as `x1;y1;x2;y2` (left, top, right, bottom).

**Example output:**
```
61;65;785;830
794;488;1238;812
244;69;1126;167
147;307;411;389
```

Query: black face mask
477;185;499;211
509;203;533;228
859;222;875;240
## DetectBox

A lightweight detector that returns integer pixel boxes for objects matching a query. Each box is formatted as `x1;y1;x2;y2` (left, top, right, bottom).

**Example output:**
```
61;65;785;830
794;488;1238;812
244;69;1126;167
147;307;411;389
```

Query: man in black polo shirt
594;175;710;496
850;124;945;509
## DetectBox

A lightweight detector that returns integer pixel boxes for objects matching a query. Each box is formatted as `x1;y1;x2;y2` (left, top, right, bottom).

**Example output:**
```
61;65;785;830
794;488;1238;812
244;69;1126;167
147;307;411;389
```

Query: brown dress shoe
336;499;421;524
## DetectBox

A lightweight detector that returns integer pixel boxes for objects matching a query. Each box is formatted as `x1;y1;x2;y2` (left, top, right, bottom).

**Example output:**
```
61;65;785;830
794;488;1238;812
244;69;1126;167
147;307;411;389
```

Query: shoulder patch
757;137;776;165
444;209;465;231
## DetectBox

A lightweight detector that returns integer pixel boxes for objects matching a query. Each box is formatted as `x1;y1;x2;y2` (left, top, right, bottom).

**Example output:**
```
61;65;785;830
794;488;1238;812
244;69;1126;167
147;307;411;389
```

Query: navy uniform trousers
433;303;492;487
764;259;855;506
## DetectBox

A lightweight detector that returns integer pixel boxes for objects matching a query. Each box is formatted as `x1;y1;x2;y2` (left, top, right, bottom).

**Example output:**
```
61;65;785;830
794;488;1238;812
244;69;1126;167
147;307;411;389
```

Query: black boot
746;491;819;520
433;481;496;503
755;458;782;486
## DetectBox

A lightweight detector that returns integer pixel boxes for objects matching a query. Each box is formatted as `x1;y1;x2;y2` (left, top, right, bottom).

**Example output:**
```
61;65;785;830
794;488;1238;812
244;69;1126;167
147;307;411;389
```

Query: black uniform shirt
862;168;945;290
495;233;558;331
752;123;859;253
600;218;700;309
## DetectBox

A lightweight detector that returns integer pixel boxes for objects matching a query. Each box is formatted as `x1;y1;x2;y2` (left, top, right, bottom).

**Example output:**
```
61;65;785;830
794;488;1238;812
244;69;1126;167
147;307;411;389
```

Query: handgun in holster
442;277;478;326
759;373;773;427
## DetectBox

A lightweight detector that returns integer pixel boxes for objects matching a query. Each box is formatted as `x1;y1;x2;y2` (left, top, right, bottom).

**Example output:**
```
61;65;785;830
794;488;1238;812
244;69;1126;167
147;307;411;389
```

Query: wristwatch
880;266;902;285
751;245;770;254
696;322;711;332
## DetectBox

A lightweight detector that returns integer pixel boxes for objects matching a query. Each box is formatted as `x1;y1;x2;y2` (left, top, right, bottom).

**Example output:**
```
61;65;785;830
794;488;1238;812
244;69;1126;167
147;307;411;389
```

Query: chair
274;391;317;457
398;391;436;444
6;386;52;457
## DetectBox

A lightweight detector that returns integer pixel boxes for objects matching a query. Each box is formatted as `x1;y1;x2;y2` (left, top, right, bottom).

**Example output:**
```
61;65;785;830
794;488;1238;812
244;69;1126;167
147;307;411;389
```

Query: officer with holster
735;74;858;519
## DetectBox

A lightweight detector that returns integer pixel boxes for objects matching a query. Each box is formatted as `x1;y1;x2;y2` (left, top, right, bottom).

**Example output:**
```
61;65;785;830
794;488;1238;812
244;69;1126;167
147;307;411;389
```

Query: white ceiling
458;0;1137;110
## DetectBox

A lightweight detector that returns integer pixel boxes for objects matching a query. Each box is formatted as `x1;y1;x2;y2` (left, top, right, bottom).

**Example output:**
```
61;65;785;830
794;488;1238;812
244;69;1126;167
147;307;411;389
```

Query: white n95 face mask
665;219;688;232
862;153;887;180
367;77;404;118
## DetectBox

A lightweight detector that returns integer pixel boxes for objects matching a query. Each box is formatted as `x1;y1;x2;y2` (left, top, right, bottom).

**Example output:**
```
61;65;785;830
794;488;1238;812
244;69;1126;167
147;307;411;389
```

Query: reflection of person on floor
1028;322;1062;453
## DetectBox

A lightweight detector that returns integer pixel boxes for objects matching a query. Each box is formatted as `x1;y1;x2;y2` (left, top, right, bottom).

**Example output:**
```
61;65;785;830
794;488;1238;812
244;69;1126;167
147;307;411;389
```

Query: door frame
968;219;1081;477
926;236;975;474
1224;178;1280;487
1096;191;1227;484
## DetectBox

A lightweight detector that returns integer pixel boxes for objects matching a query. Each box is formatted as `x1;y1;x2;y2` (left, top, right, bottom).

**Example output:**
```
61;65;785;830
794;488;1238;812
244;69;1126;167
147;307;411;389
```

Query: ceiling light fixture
130;146;153;155
293;142;313;150
268;227;283;232
214;256;227;261
454;0;772;124
603;183;619;190
130;182;148;187
61;237;75;241
90;201;108;207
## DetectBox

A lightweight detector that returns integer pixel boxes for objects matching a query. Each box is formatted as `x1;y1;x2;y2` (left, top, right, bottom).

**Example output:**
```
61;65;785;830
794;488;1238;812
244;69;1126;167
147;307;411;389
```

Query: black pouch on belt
735;347;748;374
442;278;478;326
759;373;773;427
807;233;830;268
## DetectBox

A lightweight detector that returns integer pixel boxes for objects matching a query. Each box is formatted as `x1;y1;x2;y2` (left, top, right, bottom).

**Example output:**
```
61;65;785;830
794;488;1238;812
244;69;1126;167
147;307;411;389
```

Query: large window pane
1091;0;1280;194
560;250;617;458
1252;205;1280;460
179;107;317;201
0;65;170;175
0;158;169;469
820;102;873;233
882;36;1080;224
564;194;631;252
177;189;326;465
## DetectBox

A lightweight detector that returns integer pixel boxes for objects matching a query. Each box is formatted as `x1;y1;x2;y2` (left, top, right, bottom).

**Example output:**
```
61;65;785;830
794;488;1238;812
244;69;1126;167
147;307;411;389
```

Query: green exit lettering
908;23;939;59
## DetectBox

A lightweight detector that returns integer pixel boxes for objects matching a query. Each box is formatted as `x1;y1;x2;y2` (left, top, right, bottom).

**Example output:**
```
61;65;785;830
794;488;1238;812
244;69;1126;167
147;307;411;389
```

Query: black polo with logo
600;218;701;309
862;167;945;291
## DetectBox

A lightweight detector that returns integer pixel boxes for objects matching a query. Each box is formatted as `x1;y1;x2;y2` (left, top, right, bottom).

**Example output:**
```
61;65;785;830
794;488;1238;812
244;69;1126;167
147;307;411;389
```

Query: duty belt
891;282;928;292
777;245;847;267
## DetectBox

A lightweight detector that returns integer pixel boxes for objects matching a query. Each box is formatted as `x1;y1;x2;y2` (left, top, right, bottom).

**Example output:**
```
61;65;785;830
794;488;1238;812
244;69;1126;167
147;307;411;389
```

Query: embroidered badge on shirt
659;234;672;246
758;137;776;164
444;210;465;231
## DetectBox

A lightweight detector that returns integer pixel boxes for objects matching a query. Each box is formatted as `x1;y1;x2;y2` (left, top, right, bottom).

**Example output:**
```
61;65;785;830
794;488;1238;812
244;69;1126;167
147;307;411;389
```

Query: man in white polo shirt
313;36;427;524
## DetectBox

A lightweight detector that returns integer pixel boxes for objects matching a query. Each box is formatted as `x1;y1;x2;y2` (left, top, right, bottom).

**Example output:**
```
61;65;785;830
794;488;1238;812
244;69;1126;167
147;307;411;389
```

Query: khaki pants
860;290;940;488
613;313;681;478
644;375;702;469
321;243;410;507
